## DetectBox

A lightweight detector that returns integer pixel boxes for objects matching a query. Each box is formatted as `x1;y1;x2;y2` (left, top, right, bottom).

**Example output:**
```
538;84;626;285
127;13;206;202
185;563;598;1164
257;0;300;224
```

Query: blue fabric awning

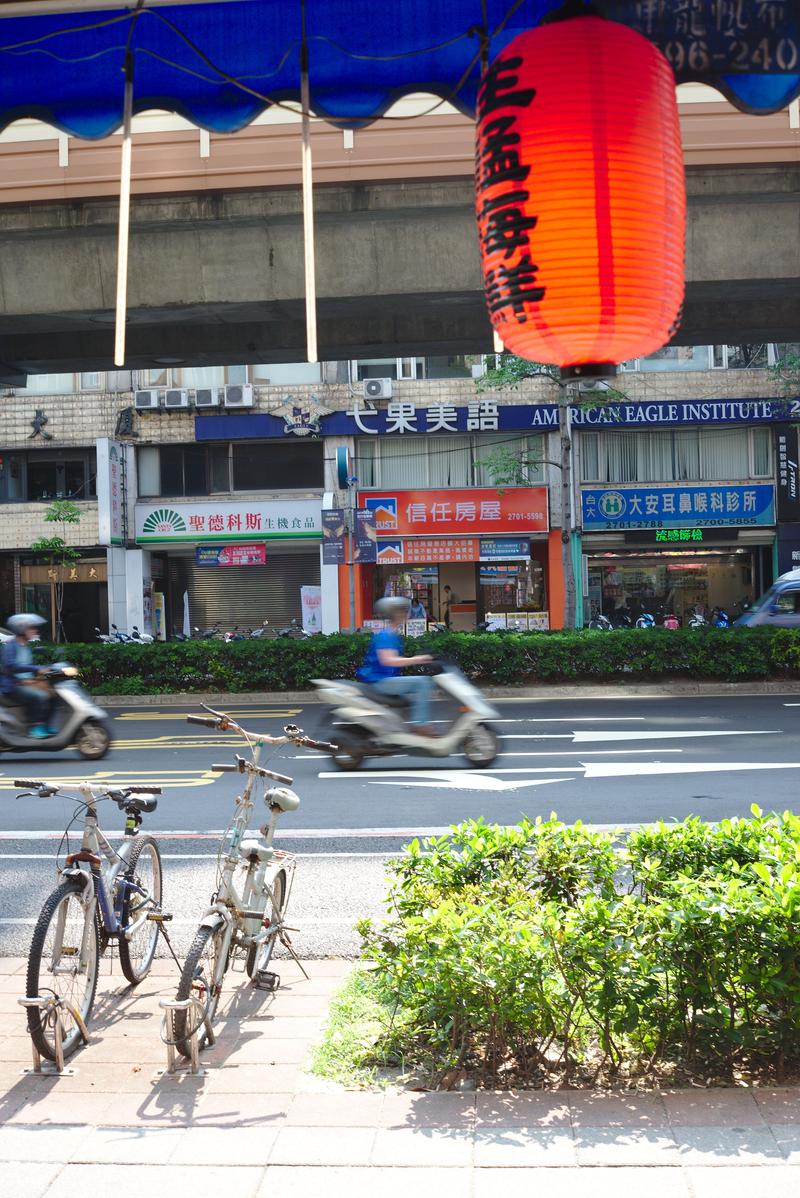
0;1;798;139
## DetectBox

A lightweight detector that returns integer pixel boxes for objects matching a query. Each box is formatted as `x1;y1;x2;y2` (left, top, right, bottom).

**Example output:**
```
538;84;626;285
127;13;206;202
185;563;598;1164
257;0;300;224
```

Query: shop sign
486;610;550;631
21;562;107;584
354;510;377;563
775;426;800;522
581;484;775;531
97;438;128;547
376;538;479;565
135;500;322;543
654;529;704;543
197;399;800;443
480;537;530;560
361;488;548;537
322;509;346;564
777;524;800;576
196;544;266;567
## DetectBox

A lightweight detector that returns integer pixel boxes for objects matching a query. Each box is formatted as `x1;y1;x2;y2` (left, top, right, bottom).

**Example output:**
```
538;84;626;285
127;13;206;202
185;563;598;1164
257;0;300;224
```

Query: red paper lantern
475;15;685;371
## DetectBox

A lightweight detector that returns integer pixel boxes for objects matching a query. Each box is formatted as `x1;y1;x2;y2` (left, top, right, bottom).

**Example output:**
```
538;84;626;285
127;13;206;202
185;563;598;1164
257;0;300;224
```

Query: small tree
31;500;81;643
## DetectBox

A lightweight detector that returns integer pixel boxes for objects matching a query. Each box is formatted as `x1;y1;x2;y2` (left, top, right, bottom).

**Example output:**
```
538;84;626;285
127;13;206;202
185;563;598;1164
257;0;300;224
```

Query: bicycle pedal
254;970;280;992
146;913;173;922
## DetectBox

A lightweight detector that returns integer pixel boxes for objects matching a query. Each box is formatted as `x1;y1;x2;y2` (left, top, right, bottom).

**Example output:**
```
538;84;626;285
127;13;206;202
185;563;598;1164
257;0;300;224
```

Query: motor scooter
313;662;499;770
0;664;113;759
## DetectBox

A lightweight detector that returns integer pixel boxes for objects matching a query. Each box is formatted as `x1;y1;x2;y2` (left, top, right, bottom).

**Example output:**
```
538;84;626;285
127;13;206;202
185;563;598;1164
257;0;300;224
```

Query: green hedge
34;626;800;694
355;810;800;1085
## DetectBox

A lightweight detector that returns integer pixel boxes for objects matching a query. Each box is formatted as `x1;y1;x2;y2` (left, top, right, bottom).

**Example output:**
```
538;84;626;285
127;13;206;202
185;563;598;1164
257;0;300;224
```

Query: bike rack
158;996;213;1077
18;995;87;1075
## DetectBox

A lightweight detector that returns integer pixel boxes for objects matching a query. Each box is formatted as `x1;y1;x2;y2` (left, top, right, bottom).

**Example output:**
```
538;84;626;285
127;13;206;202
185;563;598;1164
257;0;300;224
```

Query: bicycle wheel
246;869;287;979
26;880;99;1062
174;923;229;1059
118;836;163;985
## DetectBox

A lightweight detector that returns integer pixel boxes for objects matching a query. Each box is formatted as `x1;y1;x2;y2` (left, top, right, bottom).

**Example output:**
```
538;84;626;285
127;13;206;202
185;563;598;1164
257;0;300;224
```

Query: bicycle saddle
266;786;300;812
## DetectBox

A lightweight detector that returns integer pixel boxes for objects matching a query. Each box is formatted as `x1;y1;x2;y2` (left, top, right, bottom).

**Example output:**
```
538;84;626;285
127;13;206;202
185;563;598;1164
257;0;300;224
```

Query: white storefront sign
97;438;127;546
135;499;322;543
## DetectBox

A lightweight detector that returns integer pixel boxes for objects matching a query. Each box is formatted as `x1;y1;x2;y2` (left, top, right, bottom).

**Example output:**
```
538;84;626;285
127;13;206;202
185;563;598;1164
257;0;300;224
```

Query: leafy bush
32;626;800;694
356;811;800;1086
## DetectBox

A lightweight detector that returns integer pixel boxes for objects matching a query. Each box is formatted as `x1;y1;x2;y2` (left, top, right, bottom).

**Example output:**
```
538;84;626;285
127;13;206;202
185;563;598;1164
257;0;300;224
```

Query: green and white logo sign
141;508;188;536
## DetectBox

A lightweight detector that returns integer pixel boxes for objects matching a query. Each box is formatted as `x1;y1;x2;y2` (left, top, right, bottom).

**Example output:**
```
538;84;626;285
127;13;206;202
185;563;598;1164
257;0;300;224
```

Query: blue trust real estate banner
582;484;776;531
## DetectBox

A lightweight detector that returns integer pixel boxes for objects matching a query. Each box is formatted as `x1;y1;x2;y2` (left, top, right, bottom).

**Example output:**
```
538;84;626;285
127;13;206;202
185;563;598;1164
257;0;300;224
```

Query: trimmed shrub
33;626;799;694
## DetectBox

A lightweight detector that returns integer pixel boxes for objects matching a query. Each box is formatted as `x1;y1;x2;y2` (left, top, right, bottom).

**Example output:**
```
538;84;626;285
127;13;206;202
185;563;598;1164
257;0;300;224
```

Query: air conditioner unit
363;378;392;400
194;387;222;409
223;383;254;408
164;388;190;410
134;389;161;410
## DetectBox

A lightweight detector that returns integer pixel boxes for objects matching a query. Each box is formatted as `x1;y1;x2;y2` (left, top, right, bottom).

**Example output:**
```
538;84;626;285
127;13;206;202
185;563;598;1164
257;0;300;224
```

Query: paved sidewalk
2;957;799;1197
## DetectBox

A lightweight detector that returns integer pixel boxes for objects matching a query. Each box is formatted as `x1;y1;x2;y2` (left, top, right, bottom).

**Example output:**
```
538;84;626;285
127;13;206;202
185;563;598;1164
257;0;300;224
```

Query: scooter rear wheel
463;723;498;768
74;719;111;760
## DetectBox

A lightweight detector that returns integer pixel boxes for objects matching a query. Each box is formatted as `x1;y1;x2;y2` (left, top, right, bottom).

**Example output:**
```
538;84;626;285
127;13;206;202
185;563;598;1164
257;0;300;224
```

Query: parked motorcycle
686;605;707;628
663;611;680;630
712;606;731;629
193;621;222;640
275;618;310;640
313;661;499;770
635;611;656;629
588;612;614;630
0;664;113;759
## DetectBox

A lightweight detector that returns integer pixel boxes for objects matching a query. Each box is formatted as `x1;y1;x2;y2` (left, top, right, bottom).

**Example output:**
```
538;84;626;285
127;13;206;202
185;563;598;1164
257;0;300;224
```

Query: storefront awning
0;1;798;140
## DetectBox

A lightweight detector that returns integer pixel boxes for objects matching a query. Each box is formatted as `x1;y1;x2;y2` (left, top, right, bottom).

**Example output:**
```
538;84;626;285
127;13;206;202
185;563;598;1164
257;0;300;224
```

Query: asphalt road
2;693;799;958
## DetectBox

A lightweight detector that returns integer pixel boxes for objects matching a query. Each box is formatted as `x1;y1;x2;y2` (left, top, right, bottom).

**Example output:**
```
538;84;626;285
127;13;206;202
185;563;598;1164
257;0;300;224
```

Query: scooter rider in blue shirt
358;597;440;737
1;613;54;738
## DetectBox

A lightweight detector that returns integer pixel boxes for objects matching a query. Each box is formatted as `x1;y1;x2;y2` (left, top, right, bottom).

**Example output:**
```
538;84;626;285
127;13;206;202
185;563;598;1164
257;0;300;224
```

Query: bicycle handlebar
212;760;294;786
187;707;337;752
186;715;218;727
14;780;162;798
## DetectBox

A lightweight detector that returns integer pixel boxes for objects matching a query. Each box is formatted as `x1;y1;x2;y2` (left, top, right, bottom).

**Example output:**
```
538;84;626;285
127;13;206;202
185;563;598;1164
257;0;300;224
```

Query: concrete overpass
0;164;797;377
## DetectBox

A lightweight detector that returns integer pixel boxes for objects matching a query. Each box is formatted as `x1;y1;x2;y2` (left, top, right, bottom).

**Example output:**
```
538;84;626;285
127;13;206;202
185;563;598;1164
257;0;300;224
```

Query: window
352;358;424;381
580;428;772;484
20;373;76;395
774;589;800;615
356;434;545;489
251;363;321;385
80;372;103;391
232;441;323;490
137;447;160;497
425;356;475;380
159;445;209;497
712;345;769;369
15;452;95;502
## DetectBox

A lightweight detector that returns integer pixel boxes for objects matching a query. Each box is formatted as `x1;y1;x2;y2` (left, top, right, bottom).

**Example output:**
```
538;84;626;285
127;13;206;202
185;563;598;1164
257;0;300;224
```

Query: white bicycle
172;705;335;1058
19;778;163;1062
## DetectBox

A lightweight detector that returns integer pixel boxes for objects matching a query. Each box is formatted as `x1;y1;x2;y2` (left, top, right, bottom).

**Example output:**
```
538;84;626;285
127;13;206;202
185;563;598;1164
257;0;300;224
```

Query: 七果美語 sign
196;398;800;442
581;484;775;531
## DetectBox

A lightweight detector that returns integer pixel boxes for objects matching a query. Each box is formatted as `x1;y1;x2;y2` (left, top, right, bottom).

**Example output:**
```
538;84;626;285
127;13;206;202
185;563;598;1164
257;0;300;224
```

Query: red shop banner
360;488;548;537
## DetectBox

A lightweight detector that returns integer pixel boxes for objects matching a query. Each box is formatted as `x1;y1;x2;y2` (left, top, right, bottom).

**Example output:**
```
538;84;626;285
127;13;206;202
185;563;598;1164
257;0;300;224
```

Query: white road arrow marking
571;729;779;743
582;760;800;779
363;776;571;792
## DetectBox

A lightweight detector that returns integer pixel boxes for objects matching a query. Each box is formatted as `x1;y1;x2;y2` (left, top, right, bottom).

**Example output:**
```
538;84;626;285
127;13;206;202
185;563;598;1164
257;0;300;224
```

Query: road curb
96;681;800;706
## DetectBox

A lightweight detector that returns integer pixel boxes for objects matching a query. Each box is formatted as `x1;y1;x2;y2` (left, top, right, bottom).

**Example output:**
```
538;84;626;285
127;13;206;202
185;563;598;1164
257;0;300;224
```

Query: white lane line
583;760;800;779
318;767;582;781
572;729;779;743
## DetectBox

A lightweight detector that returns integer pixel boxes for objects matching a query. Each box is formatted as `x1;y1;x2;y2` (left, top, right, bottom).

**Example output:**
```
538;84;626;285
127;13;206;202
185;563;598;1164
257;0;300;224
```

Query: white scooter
313;662;499;770
0;664;113;759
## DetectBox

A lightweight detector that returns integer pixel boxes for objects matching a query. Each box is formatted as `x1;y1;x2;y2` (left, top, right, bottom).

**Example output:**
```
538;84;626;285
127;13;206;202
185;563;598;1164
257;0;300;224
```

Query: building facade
0;347;797;637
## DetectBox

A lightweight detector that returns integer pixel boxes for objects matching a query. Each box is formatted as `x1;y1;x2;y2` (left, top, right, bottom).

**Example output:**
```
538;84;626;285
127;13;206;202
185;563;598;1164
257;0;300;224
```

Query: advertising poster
196;544;267;566
354;509;377;563
775;426;800;522
300;585;322;634
322;508;346;565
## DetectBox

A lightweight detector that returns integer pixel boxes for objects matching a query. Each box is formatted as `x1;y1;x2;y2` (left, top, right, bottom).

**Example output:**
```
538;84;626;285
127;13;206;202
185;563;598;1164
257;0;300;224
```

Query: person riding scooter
1;613;54;738
358;596;439;737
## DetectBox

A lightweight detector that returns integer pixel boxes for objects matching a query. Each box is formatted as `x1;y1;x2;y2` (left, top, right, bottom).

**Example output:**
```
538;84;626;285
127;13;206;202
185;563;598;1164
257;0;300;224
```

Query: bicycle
172;705;335;1059
18;778;164;1062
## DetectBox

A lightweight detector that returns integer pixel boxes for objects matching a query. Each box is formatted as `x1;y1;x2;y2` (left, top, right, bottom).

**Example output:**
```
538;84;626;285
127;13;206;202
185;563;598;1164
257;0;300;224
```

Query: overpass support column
107;547;152;634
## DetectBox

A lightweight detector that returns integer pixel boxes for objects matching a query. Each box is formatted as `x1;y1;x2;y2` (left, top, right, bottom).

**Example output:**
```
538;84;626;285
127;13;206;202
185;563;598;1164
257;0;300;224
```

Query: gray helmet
7;613;46;635
374;596;410;619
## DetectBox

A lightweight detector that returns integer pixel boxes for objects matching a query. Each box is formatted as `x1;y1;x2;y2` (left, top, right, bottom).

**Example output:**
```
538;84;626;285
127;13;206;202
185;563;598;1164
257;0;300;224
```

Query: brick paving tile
207;1064;302;1094
234;1017;325;1039
4;1162;62;1198
754;1089;800;1122
663;1088;764;1126
569;1091;669;1127
0;1124;92;1163
474;1166;691;1198
194;1090;292;1125
285;1091;384;1126
255;995;334;1018
71;1125;186;1164
573;1127;679;1166
258;1165;472;1197
202;1036;311;1067
687;1166;800;1197
96;1088;200;1127
7;1088;115;1126
769;1123;800;1163
0;959;24;975
169;1123;278;1165
45;1163;265;1198
473;1127;577;1167
371;1126;474;1167
670;1125;785;1164
476;1091;571;1127
380;1091;476;1128
270;1125;375;1166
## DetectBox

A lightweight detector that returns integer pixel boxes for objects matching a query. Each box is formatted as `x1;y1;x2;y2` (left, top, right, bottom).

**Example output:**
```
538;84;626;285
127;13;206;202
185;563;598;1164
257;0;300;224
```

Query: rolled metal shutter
167;548;320;633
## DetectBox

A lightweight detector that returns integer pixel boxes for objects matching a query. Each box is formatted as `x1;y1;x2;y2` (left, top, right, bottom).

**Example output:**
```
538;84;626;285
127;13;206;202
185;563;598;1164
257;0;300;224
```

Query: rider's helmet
374;596;411;620
7;613;47;636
